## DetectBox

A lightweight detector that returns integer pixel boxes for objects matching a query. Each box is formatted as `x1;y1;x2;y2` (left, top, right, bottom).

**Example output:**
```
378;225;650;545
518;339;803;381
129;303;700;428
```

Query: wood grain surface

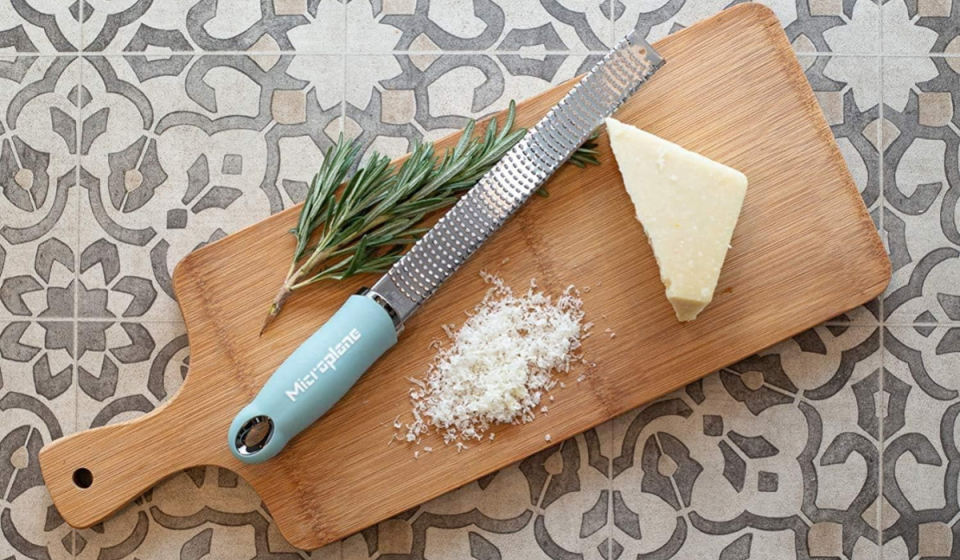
39;4;890;550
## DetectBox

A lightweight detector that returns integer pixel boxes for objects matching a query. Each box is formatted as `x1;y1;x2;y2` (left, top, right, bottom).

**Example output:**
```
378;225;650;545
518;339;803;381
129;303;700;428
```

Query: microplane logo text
286;328;362;402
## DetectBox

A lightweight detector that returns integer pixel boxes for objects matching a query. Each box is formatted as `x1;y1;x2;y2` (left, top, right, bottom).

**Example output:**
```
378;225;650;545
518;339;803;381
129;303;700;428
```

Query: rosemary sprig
261;101;600;334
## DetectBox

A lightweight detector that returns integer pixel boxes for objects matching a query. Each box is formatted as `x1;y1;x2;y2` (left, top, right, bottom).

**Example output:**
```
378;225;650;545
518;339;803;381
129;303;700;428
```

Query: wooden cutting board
39;4;889;550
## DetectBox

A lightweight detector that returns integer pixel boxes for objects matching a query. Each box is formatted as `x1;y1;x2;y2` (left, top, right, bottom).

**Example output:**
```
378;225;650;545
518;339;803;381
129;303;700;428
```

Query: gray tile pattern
882;0;959;54
612;326;882;559
344;54;593;159
882;55;960;326
0;0;957;558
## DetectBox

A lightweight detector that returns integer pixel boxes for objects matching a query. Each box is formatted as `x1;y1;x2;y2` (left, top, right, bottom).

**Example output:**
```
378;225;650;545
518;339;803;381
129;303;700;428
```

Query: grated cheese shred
403;273;585;446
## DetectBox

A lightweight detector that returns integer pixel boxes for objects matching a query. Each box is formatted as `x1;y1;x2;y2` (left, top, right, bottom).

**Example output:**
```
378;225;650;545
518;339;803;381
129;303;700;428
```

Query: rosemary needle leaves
260;101;600;334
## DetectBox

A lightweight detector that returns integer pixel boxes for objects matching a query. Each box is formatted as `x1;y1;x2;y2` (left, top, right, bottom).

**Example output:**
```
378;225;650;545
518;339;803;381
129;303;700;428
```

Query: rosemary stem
293;247;334;286
260;247;334;335
290;277;322;291
284;259;298;284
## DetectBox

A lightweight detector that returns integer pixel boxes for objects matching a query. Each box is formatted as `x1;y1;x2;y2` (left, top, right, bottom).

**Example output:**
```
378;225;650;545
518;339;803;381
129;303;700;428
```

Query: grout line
74;1;83;434
878;0;884;58
607;418;614;560
1;318;189;323
19;50;960;57
72;4;84;559
878;303;885;557
609;0;616;48
877;5;885;552
820;322;959;327
21;49;960;59
341;0;347;137
4;50;607;57
342;51;613;56
882;322;958;327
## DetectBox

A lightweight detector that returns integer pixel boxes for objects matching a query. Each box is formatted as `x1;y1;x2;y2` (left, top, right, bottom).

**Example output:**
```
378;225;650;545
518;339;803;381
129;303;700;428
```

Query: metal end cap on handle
233;415;275;456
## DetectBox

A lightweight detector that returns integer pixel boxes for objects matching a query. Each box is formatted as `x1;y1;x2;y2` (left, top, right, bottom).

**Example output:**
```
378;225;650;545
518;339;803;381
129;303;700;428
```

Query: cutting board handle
39;399;214;528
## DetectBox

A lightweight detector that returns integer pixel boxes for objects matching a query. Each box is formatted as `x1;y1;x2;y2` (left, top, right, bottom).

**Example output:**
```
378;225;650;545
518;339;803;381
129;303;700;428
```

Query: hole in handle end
233;415;274;456
72;467;93;489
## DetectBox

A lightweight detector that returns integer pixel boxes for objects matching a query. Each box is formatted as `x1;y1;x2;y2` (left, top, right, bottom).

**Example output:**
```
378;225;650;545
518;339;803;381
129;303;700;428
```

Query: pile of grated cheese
404;273;586;446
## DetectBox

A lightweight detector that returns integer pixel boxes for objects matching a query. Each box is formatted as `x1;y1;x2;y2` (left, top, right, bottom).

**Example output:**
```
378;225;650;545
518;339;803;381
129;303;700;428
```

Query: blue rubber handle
229;295;398;463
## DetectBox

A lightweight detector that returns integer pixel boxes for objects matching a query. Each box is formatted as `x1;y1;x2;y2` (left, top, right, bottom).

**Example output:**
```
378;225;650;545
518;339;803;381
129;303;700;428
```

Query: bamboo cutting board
39;4;889;550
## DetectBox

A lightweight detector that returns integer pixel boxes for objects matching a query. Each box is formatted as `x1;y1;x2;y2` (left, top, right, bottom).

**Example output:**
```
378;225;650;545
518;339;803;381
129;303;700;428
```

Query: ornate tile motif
345;54;592;159
612;326;882;559
344;0;886;55
0;2;82;54
346;0;613;53
0;50;81;559
882;326;960;559
882;57;960;325
77;54;343;320
75;321;186;430
0;321;76;560
882;0;958;54
0;56;80;323
80;0;345;53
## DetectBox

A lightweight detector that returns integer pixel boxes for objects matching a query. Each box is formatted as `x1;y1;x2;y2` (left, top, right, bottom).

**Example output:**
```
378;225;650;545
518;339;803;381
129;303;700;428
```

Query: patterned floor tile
344;53;591;162
0;1;82;54
81;0;345;53
346;0;612;54
74;321;185;430
342;423;612;559
613;0;880;54
0;207;80;324
881;56;960;325
881;326;960;559
881;0;957;55
0;56;81;322
0;320;76;560
612;325;882;559
77;54;343;320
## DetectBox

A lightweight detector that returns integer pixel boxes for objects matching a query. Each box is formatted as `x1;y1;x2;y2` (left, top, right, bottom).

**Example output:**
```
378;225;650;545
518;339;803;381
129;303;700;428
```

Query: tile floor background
0;0;958;558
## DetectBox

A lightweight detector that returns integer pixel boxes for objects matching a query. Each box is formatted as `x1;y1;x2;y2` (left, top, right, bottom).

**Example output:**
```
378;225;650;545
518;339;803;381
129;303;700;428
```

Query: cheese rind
605;118;748;322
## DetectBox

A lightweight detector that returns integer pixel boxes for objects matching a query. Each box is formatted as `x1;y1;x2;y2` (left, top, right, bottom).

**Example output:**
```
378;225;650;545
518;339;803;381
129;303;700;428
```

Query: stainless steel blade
368;31;664;325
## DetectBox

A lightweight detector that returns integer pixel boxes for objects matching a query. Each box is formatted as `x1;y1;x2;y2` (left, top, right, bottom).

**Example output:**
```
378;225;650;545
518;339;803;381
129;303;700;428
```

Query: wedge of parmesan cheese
605;118;747;322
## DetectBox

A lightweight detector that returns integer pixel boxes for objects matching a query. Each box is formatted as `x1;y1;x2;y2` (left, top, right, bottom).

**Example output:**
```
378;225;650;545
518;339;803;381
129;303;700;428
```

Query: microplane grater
229;31;664;463
370;34;664;323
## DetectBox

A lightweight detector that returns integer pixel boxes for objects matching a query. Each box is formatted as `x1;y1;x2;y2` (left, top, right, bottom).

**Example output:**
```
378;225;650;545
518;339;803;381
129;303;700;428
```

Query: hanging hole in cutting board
73;468;93;489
